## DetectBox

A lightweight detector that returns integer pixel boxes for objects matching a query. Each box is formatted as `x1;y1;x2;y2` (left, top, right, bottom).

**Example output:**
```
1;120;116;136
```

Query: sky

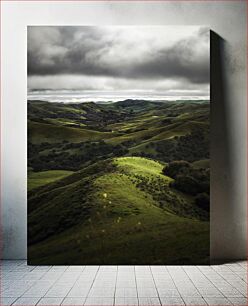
27;26;210;102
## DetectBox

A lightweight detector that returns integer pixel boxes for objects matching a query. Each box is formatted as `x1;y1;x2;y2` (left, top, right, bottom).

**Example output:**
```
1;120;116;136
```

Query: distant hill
106;99;166;113
28;100;209;169
28;100;129;129
28;121;114;144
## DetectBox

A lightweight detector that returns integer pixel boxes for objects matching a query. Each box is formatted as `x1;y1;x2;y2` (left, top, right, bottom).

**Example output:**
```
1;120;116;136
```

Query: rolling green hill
28;170;74;191
28;100;130;129
28;99;210;264
105;99;165;113
28;157;209;264
28;121;115;144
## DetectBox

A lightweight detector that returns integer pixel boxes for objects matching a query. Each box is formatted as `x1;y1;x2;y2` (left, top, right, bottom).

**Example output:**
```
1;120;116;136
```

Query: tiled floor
1;260;247;306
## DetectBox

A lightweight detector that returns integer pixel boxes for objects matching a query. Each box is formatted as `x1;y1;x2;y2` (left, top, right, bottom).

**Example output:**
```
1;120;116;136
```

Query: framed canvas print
27;26;210;265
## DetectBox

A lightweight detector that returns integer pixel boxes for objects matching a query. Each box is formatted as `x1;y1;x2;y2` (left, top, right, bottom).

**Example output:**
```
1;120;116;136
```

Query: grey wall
2;1;246;260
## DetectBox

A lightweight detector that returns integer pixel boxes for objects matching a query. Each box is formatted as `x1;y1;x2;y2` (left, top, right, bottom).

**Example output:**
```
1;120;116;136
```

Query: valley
28;99;210;264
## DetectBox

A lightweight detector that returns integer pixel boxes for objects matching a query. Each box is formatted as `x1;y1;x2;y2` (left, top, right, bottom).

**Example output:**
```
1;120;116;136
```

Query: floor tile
0;297;18;306
115;297;138;305
88;287;115;298
157;288;180;298
138;287;158;297
218;287;245;297
204;297;233;305
67;285;91;297
100;266;117;272
2;289;29;298
45;284;72;297
66;266;85;272
155;280;175;288
37;297;64;305
138;297;161;305
116;280;136;287
12;297;40;305
178;289;201;298
118;266;134;272
92;280;116;288
32;266;51;272
160;297;185;305
115;288;137;298
197;287;224;298
61;297;86;305
182;297;207;305
228;297;248;305
85;297;114;305
136;279;155;287
22;282;53;297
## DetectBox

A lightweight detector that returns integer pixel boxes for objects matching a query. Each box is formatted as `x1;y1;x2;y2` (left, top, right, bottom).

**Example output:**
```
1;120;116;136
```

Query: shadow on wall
210;31;243;263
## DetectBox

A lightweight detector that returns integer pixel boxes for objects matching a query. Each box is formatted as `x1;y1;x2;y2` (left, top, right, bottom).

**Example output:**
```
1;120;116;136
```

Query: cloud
27;26;209;93
28;74;209;98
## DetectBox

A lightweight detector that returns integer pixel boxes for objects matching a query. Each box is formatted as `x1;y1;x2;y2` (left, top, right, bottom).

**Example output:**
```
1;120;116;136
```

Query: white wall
1;1;246;260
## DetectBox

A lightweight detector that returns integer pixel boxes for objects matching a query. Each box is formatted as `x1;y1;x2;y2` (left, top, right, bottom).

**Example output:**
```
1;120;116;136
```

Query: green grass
29;204;209;265
46;118;86;127
150;121;206;141
106;123;180;145
28;170;74;191
192;159;210;169
94;172;161;216
28;122;115;144
108;111;161;132
106;119;207;145
28;157;209;264
129;142;158;155
113;156;169;179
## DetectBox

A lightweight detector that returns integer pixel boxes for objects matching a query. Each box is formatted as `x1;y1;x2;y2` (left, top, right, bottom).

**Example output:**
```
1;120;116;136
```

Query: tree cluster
28;140;128;171
163;160;210;212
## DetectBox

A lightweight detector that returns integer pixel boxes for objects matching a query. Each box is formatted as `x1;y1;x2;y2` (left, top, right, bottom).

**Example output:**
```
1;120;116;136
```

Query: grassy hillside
28;99;210;264
28;100;129;129
28;121;115;144
28;170;73;191
28;157;209;264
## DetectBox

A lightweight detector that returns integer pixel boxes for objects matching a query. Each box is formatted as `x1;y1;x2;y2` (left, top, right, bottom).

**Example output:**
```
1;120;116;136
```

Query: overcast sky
27;26;209;99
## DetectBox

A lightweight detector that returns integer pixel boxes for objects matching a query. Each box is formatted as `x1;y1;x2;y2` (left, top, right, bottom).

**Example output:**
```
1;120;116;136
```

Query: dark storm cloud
124;44;209;84
28;27;113;76
27;26;209;85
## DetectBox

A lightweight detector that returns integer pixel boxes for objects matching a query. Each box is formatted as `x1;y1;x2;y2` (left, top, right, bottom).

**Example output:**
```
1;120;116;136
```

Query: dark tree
195;193;210;211
162;160;190;179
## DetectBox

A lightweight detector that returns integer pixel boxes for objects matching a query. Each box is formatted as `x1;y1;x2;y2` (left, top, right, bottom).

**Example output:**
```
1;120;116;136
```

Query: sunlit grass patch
28;170;74;191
